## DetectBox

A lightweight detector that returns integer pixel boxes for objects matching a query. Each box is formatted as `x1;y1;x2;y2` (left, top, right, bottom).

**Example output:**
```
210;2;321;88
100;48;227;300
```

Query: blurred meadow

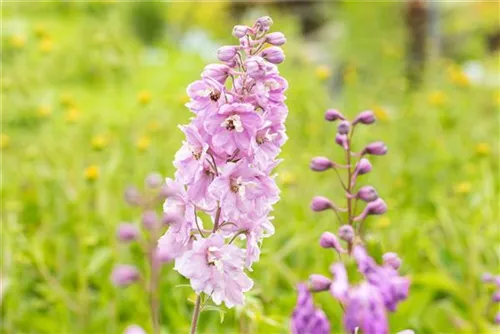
1;1;499;333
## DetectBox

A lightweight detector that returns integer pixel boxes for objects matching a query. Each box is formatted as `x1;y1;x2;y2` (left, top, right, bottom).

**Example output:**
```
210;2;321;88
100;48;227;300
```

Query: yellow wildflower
428;91;447;107
476;142;490;156
10;35;25;48
372;105;389;121
1;134;10;149
447;65;469;87
84;165;100;181
91;135;108;151
37;105;52;118
39;37;53;53
148;120;161;132
137;90;152;105
136;136;151;151
454;182;471;195
376;217;391;228
65;108;80;123
315;65;332;81
278;171;296;186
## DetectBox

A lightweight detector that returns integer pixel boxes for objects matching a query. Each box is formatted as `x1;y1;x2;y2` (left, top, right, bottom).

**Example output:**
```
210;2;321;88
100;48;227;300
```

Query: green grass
1;2;499;334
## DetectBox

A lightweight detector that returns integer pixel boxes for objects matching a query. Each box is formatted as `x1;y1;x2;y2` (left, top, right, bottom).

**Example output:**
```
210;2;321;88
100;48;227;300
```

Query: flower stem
346;137;353;254
190;295;202;334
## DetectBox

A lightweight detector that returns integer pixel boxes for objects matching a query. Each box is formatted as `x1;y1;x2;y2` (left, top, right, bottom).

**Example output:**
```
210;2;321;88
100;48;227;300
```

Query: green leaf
87;248;111;276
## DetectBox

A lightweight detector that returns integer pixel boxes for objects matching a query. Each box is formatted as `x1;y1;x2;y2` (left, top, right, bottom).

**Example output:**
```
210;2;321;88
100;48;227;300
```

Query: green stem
190;295;202;334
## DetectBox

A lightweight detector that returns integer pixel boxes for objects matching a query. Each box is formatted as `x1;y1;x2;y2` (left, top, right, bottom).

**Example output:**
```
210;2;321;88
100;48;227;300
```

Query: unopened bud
353;110;376;125
325;109;345;122
357;186;378;202
355;158;372;175
124;186;141;206
245;57;266;79
338;225;354;242
232;25;249;38
310;156;333;172
142;210;158;230
311;196;333;212
117;223;139;242
111;265;139;287
353;198;387;221
265;32;286;46
309;274;332;292
145;172;162;189
217;46;238;62
383;252;402;270
320;231;347;253
261;46;285;64
202;64;230;84
335;133;348;150
363;141;388;156
337;120;350;135
155;247;173;264
255;16;273;32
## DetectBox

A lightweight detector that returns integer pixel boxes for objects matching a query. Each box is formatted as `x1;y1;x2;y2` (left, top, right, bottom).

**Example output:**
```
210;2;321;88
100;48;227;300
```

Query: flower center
221;115;244;132
207;246;224;272
209;89;221;102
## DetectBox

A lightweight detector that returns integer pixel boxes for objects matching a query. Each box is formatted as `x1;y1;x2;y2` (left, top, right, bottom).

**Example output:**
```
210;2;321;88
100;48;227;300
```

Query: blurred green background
1;1;499;333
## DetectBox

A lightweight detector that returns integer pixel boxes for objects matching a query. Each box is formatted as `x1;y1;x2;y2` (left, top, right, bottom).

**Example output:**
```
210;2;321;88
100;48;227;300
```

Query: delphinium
157;16;288;333
291;109;412;334
481;272;500;325
112;173;173;334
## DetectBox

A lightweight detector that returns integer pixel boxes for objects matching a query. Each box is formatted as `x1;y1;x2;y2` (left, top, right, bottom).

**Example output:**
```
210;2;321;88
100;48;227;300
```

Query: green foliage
1;2;499;334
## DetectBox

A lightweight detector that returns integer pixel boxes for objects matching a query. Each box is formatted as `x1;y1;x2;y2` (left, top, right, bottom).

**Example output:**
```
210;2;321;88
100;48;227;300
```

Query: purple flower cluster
158;16;288;308
291;284;330;334
292;108;412;333
482;272;500;324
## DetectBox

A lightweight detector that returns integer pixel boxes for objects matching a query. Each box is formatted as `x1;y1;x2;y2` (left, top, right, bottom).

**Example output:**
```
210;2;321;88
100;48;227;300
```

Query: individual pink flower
174;234;253;308
186;159;217;210
204;102;263;157
174;125;209;185
186;77;226;115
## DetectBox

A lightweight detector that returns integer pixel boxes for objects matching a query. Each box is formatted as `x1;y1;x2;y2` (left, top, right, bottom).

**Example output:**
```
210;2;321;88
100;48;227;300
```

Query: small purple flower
338;225;355;242
363;141;388;156
255;16;273;32
319;231;347;254
325;109;345;122
291;284;330;334
261;46;285;64
493;291;500;303
232;25;249;38
354;158;372;175
354;198;388;221
335;133;348;150
111;265;140;287
310;156;333;172
356;185;378;202
495;312;500;324
265;32;286;46
124;186;142;206
245;57;266;79
311;196;333;212
117;223;139;242
353;110;376;125
217;46;238;62
309;274;332;292
142;210;158;230
202;64;230;84
383;252;402;270
337;120;350;135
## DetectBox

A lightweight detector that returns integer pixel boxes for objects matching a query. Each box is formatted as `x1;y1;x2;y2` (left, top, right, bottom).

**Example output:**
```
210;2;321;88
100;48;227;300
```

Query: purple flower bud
354;198;387;221
319;231;347;253
357;185;378;202
124;324;146;334
495;312;500;324
217;46;238;62
155;247;173;264
324;109;345;122
355;158;372;175
261;46;285;64
116;223;139;242
111;265;139;287
309;274;332;292
311;196;333;212
337;120;350;135
383;252;402;270
353;110;376;125
202;64;230;84
145;172;162;189
338;225;354;242
232;25;249;38
124;186;141;206
142;210;158;230
310;156;333;172
493;291;500;303
335;133;348;150
265;32;286;46
162;212;182;225
255;16;273;32
363;141;388;156
245;57;266;79
482;272;493;283
291;284;331;334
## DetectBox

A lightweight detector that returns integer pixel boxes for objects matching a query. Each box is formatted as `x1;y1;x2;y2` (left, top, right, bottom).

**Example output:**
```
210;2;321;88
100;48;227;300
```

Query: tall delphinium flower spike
113;172;175;334
158;16;288;333
481;272;500;325
291;109;412;333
